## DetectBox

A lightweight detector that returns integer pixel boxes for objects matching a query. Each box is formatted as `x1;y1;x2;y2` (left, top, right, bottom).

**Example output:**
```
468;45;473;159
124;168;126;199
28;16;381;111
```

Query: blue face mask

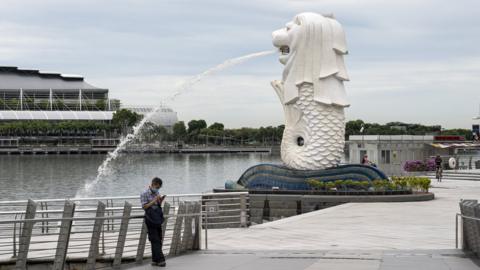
151;187;159;193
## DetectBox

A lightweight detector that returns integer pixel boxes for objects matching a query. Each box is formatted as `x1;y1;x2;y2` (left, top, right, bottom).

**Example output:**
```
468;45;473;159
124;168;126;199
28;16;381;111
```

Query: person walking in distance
140;177;167;267
435;155;443;182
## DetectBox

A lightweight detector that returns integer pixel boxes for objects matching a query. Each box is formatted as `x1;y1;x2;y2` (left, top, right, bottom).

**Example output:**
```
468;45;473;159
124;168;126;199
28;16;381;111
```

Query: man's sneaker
151;261;166;267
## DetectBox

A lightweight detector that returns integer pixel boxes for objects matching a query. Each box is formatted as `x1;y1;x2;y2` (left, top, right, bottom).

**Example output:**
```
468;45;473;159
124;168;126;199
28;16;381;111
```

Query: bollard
86;201;106;270
15;199;37;270
112;201;132;269
52;201;76;270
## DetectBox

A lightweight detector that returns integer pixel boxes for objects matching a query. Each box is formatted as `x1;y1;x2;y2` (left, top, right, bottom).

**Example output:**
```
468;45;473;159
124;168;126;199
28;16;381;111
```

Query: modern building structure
0;66;119;121
347;135;480;175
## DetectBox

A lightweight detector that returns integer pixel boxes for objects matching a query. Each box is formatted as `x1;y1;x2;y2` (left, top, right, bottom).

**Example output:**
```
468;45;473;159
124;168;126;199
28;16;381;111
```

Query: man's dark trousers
145;219;166;263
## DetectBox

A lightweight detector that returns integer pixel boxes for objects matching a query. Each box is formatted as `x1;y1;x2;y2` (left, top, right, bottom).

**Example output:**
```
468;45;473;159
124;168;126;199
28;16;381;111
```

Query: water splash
76;50;275;197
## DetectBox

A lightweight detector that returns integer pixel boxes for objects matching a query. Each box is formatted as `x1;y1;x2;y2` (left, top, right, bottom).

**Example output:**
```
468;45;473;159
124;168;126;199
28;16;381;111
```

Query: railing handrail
0;213;202;225
0;192;249;205
456;213;480;222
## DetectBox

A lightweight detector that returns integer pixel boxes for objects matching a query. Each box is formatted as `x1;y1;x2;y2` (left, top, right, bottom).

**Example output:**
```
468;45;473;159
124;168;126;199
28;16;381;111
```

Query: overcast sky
1;0;479;129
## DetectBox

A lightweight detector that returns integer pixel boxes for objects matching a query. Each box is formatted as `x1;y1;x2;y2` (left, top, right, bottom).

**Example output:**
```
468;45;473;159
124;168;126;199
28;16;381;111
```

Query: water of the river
0;153;282;200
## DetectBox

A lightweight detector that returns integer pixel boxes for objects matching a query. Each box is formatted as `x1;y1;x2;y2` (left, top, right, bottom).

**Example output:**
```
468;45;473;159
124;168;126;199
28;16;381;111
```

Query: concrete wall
248;193;434;224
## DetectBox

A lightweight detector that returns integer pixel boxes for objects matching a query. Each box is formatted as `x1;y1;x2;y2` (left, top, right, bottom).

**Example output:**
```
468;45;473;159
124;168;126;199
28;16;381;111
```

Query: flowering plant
403;159;436;172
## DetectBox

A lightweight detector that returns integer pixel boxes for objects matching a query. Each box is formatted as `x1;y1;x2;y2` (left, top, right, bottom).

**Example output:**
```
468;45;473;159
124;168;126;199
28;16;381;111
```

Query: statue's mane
283;12;350;107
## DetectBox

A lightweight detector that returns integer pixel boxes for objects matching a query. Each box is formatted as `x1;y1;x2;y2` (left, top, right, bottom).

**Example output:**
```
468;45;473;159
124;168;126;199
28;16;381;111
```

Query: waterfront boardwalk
128;178;480;269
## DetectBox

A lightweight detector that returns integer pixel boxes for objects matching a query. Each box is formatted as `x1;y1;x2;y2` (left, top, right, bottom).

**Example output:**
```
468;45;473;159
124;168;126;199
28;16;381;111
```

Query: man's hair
151;177;163;187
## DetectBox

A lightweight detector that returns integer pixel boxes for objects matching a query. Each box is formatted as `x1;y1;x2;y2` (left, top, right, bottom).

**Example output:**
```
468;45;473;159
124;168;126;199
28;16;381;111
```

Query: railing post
474;204;480;257
15;199;37;270
86;201;106;270
170;202;185;256
455;214;459;249
52;200;76;270
113;201;132;269
136;222;148;264
181;202;192;252
12;213;20;258
240;193;248;227
162;203;171;241
193;202;201;250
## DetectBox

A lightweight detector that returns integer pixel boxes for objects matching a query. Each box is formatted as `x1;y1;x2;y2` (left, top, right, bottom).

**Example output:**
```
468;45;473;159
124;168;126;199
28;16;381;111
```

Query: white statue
271;12;349;170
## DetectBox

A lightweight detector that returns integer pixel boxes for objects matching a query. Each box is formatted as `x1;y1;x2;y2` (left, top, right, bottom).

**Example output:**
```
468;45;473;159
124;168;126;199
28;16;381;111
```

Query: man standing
140;177;167;267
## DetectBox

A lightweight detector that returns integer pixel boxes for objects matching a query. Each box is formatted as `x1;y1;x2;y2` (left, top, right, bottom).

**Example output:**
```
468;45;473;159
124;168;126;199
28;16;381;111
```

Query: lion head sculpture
272;12;350;107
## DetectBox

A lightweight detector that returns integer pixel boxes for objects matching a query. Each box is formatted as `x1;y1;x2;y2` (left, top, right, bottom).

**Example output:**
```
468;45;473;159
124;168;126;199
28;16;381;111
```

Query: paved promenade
126;178;480;269
127;250;479;270
207;179;480;250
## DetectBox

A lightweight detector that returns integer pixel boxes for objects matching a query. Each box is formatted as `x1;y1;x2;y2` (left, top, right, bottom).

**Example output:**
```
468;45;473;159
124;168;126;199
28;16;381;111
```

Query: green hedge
306;176;431;193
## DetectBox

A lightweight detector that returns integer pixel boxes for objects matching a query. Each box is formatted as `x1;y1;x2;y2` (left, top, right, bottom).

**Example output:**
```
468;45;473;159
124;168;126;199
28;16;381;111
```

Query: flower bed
305;176;431;194
403;159;436;172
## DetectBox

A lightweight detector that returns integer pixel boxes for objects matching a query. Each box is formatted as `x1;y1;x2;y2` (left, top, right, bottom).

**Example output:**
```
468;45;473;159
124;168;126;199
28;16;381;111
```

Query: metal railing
0;192;249;269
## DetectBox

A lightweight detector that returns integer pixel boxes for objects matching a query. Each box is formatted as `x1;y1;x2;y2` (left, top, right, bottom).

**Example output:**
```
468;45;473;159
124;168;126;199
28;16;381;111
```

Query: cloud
1;0;479;129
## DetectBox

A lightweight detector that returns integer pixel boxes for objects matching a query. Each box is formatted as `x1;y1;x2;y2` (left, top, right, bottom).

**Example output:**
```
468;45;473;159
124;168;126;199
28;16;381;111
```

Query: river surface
0;153;282;200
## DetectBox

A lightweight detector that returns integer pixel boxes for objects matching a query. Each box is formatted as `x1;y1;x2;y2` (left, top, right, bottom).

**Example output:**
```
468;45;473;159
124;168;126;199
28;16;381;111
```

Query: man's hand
156;195;166;203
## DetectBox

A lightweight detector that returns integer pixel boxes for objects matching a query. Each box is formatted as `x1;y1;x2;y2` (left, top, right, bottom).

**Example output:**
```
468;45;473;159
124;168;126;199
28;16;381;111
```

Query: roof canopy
0;66;104;91
0;110;113;121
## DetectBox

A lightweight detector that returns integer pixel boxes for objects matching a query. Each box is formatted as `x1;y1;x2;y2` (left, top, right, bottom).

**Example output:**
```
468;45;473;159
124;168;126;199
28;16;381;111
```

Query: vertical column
49;88;53;110
86;202;106;270
15;199;37;269
19;88;23;110
79;89;82;110
112;201;132;269
52;201;76;270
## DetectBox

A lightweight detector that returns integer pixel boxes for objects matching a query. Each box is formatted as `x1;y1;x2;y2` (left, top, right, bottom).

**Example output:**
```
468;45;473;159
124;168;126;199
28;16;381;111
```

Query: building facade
347;135;480;175
0;66;119;121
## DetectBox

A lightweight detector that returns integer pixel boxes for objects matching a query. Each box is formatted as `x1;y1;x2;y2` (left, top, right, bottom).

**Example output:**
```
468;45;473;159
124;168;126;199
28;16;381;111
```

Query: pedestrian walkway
126;179;480;269
206;179;480;250
125;249;479;270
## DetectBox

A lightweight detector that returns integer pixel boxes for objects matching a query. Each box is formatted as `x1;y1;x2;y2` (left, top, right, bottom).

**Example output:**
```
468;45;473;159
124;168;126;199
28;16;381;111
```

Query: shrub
403;159;436;172
390;176;430;193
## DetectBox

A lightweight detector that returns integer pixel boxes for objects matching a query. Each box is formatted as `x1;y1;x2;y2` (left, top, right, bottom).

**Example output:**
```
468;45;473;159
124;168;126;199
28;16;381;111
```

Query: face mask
151;187;159;193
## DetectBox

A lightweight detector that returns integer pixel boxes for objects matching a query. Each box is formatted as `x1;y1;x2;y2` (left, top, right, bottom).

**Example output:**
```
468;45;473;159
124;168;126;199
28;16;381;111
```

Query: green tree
112;109;142;135
209;122;224;131
187;119;207;134
172;121;187;140
95;99;106;111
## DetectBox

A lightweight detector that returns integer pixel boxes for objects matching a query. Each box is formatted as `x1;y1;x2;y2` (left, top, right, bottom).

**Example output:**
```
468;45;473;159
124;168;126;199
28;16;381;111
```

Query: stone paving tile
304;259;381;270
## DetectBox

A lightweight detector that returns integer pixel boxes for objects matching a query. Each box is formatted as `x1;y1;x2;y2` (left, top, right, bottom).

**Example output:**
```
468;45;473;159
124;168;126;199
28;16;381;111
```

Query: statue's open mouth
280;46;290;55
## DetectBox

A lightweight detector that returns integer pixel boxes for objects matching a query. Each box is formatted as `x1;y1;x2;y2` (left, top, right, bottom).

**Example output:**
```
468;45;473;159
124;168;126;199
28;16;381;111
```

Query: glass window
381;150;391;164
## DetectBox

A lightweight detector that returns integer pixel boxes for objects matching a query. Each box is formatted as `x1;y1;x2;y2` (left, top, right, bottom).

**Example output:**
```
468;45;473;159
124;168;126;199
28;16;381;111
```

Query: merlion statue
271;12;349;170
226;13;388;191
